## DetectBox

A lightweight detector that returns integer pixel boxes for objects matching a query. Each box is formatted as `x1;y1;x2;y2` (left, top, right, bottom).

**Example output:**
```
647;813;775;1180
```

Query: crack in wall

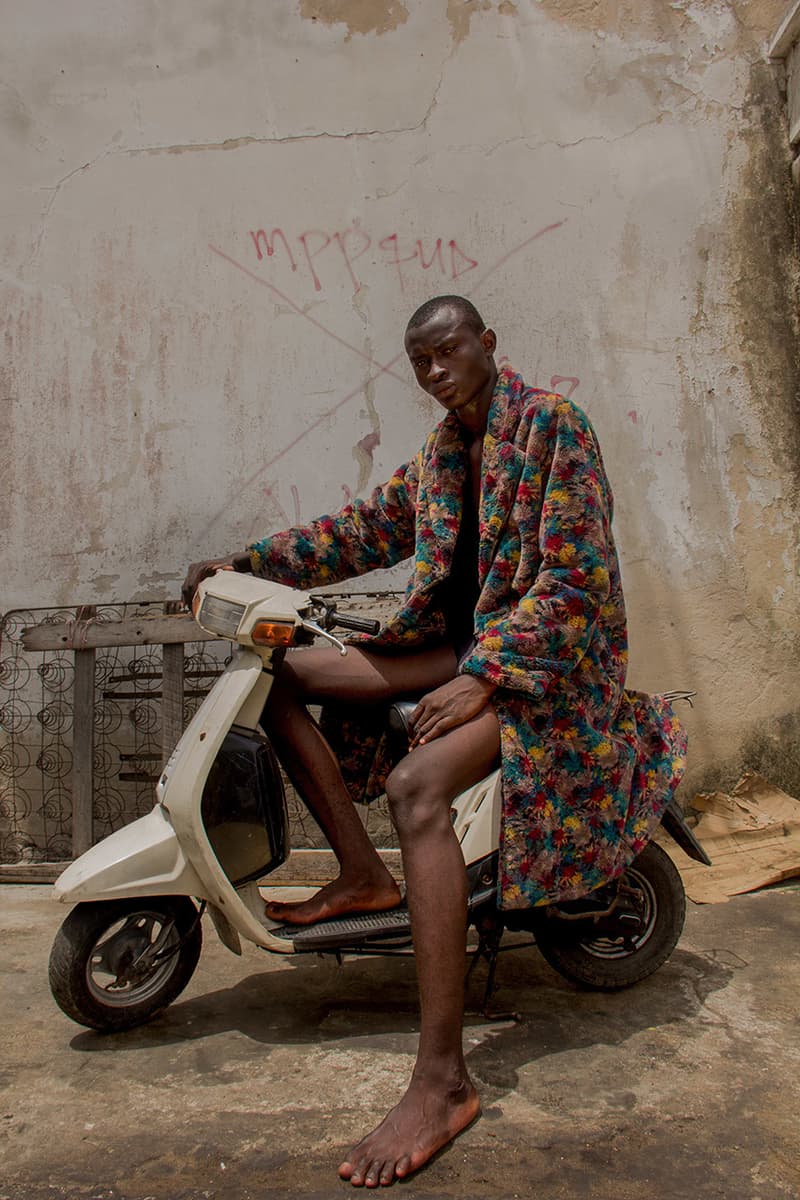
455;112;674;163
132;126;418;155
28;159;104;269
22;55;448;262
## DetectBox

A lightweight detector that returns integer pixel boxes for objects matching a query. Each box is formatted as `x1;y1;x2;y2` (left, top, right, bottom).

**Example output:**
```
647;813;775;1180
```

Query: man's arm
182;453;422;608
247;455;421;590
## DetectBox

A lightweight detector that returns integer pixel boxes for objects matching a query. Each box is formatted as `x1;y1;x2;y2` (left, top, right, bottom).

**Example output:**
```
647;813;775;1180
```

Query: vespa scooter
48;570;709;1033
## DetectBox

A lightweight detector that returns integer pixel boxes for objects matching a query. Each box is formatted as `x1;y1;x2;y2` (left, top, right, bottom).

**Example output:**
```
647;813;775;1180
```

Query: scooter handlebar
329;610;381;636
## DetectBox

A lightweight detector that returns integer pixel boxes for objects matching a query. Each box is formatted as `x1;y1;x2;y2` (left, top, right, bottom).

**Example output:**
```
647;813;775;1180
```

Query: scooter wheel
48;896;203;1032
532;843;686;991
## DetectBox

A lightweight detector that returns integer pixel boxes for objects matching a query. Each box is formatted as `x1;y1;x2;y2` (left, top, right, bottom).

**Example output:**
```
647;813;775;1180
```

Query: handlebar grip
332;610;381;636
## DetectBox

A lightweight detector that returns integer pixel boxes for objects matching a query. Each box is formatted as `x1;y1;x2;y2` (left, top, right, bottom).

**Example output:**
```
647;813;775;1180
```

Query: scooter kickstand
467;923;517;1022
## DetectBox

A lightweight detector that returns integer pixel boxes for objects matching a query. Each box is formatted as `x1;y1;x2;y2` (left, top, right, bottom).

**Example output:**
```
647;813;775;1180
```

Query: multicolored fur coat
249;366;687;908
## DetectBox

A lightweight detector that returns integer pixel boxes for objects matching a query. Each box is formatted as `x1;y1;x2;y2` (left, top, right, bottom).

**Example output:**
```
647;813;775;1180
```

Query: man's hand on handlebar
182;552;252;610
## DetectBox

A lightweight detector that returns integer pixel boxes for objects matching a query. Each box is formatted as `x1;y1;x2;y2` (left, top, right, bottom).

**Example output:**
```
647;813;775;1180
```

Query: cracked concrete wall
1;0;798;792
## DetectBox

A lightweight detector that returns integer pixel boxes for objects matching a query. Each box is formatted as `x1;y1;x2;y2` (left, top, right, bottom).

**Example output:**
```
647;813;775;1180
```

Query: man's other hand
182;552;252;610
409;674;496;748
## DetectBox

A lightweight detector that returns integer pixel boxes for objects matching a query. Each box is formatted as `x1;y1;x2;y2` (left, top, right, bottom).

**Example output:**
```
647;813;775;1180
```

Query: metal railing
0;594;400;882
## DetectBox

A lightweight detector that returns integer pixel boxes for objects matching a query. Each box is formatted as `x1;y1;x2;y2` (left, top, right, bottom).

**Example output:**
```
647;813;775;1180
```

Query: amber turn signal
250;620;297;647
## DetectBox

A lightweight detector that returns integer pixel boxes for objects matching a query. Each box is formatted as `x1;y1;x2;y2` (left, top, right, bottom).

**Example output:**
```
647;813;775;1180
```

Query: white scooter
48;571;709;1033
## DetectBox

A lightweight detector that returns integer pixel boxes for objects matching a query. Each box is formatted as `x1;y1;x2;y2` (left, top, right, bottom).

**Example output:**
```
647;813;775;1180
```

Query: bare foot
338;1073;480;1187
264;872;402;927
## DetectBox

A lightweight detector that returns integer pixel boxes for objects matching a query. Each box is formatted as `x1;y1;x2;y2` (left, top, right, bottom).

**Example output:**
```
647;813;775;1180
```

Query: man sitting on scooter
182;295;685;1189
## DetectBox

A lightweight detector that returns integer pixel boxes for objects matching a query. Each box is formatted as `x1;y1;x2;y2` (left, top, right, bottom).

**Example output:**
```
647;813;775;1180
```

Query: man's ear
481;328;497;355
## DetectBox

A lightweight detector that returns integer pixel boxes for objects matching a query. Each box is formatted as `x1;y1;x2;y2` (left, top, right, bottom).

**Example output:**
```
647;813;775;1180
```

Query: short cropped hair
406;295;486;336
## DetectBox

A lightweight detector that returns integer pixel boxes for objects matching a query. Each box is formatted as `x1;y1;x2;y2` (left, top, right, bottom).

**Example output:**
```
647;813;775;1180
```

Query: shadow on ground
69;938;732;1100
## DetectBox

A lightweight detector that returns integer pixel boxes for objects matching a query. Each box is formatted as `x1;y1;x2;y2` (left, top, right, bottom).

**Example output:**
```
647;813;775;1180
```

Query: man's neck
456;367;498;440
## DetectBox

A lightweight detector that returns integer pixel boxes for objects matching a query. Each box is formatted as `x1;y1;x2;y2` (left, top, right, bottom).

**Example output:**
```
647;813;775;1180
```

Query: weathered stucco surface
1;0;798;792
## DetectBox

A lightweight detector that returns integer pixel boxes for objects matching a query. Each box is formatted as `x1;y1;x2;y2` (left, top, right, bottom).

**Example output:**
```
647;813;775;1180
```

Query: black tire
533;843;685;990
48;896;202;1032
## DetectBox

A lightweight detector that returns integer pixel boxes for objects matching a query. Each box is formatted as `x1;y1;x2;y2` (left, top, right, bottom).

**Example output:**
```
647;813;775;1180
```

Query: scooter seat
387;699;418;755
388;699;417;736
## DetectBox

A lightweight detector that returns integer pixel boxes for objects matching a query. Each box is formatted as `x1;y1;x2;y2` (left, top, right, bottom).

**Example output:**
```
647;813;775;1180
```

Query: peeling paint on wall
729;62;800;483
533;0;786;46
532;0;689;38
298;0;409;39
443;0;520;44
446;0;490;44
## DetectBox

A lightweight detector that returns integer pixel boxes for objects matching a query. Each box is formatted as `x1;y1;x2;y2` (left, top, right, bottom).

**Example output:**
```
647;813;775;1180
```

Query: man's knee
385;758;450;838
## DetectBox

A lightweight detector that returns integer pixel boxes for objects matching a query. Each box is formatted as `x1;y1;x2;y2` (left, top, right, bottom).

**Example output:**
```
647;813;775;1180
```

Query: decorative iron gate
0;594;400;879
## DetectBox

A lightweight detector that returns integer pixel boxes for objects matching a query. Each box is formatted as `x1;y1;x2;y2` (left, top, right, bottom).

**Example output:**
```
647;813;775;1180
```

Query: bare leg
263;643;458;925
339;708;500;1187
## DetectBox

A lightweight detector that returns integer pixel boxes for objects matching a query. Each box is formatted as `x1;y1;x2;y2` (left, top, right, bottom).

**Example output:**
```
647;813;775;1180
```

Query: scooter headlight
196;594;247;637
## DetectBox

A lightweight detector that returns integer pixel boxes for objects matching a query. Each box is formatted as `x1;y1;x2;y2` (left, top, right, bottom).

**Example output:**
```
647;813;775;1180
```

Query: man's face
404;307;497;415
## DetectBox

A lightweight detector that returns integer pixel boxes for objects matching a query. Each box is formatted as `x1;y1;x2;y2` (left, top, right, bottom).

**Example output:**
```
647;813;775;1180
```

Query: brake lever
299;618;348;656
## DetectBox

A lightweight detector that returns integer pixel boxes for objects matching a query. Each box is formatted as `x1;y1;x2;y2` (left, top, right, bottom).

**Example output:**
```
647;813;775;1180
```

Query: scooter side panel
157;649;269;796
159;653;300;952
452;769;502;865
52;806;207;903
53;655;271;909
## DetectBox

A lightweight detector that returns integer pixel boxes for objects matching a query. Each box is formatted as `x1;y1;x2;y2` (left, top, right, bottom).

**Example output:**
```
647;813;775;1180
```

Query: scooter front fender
52;805;207;904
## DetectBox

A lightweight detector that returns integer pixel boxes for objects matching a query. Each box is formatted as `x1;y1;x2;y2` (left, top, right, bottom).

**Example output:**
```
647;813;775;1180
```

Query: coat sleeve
460;400;614;698
246;455;421;589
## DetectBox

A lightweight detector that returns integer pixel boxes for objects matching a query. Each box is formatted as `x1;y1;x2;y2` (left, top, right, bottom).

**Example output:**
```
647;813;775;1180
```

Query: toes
379;1161;396;1186
364;1159;387;1188
394;1154;412;1179
346;1155;371;1187
338;1160;354;1181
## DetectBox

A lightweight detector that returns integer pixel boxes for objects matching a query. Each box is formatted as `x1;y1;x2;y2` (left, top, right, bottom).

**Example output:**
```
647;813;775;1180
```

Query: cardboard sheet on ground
657;770;800;903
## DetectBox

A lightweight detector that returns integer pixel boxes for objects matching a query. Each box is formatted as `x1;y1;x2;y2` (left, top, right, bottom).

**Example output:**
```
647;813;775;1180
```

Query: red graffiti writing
203;219;571;535
261;477;359;529
550;375;580;399
261;481;291;528
249;224;478;296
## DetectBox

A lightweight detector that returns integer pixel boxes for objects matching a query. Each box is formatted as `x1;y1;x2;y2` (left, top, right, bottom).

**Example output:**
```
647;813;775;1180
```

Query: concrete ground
1;883;798;1200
